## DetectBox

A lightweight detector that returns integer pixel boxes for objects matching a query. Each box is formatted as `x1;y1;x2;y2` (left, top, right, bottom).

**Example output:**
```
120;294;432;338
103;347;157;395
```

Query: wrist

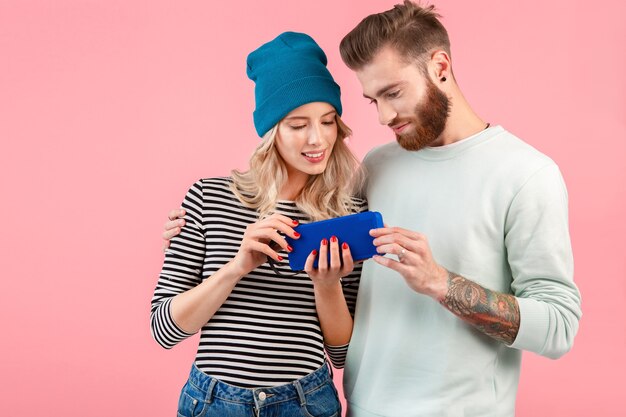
313;279;343;294
223;260;247;282
428;266;450;302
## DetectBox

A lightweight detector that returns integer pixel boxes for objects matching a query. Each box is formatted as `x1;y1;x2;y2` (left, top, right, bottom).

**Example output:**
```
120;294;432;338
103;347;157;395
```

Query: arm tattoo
441;270;520;345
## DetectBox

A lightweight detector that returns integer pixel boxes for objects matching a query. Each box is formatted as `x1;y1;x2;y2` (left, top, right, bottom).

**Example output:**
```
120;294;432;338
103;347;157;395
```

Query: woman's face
275;101;338;181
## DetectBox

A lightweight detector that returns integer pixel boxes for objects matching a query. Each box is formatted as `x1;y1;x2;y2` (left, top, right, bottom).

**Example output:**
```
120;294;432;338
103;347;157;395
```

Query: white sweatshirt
344;126;582;417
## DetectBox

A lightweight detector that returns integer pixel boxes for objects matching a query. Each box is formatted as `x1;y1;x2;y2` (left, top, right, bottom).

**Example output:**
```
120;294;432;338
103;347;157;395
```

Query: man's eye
387;91;400;99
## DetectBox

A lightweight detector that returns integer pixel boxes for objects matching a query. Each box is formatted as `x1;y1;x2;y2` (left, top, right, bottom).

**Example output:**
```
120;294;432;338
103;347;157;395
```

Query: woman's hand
162;208;185;251
231;214;300;277
304;236;354;288
305;236;355;347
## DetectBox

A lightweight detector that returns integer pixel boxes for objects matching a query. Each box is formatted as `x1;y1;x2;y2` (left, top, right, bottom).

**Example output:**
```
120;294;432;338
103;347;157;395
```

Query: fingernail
293;232;301;238
312;249;318;255
331;236;337;243
292;220;299;225
322;238;328;245
342;242;348;249
287;245;293;252
277;256;284;261
179;220;185;226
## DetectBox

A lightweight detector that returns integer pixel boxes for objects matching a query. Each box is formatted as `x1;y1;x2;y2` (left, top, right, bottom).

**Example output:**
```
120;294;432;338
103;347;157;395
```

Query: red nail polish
342;242;348;250
293;232;301;238
331;236;337;243
277;256;283;261
312;249;318;255
287;245;293;252
292;220;299;225
322;238;328;245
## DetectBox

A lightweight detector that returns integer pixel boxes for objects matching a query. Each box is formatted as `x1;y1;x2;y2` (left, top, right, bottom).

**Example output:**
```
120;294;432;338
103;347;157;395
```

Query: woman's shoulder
197;176;233;187
186;176;238;201
191;176;235;192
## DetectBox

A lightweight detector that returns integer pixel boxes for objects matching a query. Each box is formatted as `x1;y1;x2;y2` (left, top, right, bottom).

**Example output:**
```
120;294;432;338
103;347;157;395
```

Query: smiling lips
302;150;326;163
392;122;410;134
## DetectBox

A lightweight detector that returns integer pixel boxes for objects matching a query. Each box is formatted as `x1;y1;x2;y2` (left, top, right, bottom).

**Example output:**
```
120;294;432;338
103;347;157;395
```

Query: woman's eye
290;125;306;130
322;120;336;125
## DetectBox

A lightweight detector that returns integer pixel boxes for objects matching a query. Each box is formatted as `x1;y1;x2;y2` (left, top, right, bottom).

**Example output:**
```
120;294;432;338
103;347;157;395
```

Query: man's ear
429;50;452;83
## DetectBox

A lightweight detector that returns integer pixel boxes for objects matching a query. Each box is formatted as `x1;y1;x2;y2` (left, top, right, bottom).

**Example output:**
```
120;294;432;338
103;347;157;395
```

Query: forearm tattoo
441;270;520;345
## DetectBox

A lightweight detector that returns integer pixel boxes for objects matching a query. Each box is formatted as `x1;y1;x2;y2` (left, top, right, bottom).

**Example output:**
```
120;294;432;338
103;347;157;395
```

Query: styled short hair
339;1;451;71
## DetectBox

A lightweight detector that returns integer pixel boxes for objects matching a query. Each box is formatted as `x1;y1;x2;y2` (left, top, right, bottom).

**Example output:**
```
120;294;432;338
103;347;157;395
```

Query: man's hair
339;1;451;71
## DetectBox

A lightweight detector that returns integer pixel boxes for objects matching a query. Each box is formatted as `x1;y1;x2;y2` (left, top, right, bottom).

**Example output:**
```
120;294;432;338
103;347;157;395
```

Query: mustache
388;117;413;129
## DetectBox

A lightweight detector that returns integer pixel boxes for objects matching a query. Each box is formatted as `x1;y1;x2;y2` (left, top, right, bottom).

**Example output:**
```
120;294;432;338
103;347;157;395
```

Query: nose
377;102;397;126
307;122;323;145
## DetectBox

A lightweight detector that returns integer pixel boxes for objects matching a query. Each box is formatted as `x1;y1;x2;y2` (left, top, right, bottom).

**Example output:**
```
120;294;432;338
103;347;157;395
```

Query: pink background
1;0;624;415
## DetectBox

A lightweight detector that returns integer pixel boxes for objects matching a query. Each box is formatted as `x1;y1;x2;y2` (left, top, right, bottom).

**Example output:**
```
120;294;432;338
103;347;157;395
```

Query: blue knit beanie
246;32;343;138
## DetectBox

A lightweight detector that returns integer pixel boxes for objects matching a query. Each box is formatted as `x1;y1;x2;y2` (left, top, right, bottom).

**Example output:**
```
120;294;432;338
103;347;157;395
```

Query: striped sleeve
325;342;350;368
324;198;369;368
150;180;205;349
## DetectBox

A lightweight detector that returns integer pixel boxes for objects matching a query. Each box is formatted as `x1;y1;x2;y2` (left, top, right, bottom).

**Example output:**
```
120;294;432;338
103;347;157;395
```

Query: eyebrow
363;82;403;100
284;110;337;120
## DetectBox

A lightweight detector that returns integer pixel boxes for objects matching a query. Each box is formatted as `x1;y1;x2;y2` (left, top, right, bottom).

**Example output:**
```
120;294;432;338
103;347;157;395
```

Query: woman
150;31;366;417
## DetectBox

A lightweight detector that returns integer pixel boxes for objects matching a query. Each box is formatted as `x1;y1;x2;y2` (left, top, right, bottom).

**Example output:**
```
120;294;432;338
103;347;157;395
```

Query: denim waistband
186;363;332;407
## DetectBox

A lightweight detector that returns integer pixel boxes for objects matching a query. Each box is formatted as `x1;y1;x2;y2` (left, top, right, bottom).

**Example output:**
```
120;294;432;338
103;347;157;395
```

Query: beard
393;79;450;151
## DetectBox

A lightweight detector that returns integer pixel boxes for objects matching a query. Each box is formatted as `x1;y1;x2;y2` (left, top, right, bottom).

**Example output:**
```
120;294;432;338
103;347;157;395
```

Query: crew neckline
409;125;503;161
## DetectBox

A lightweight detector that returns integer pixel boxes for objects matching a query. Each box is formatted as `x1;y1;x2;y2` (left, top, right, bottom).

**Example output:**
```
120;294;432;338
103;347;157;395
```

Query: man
162;2;581;416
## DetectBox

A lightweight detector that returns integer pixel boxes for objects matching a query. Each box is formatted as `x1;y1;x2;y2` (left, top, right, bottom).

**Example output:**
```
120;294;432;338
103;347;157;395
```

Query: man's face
356;46;450;150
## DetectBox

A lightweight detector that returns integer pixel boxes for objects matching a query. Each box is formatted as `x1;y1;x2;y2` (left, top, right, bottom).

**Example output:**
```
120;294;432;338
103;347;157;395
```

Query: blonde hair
230;116;362;221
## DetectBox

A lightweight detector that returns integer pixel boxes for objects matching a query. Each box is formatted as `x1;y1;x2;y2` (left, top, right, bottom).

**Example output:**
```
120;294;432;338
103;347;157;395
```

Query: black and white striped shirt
150;177;366;387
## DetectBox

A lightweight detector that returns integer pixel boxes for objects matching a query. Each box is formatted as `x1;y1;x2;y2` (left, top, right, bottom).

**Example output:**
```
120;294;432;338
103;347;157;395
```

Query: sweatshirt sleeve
150;180;206;349
506;164;582;358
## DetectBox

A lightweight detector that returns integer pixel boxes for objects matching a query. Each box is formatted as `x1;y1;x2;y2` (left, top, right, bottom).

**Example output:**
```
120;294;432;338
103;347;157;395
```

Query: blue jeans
177;363;341;417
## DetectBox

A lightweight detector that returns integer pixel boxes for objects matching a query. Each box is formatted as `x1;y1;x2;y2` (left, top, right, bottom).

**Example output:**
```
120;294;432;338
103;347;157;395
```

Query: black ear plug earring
441;76;447;82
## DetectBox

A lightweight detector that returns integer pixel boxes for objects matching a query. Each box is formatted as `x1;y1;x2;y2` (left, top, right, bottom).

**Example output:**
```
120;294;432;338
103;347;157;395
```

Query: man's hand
162;208;186;251
370;225;520;345
369;226;448;300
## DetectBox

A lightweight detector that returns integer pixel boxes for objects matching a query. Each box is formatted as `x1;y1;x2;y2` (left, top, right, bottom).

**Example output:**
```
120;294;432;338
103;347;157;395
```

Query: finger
340;242;354;273
162;241;170;252
375;243;407;258
317;238;329;271
247;228;292;253
257;218;299;239
369;226;403;237
328;236;341;272
168;208;186;221
373;231;427;255
266;213;301;228
162;227;181;241
164;218;185;233
370;226;422;240
246;240;282;262
372;254;410;274
303;249;319;274
372;232;413;251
